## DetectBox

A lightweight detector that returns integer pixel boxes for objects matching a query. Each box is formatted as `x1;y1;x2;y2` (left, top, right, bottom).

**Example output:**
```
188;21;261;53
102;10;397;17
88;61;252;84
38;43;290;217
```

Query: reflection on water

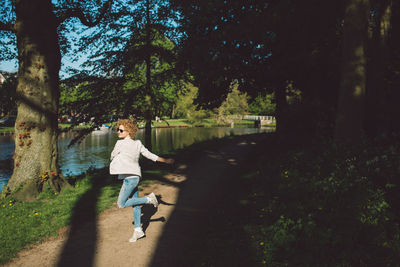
0;127;271;191
0;135;14;192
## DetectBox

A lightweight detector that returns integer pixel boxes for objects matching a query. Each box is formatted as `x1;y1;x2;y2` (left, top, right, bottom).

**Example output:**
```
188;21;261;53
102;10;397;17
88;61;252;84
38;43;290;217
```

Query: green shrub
245;138;400;266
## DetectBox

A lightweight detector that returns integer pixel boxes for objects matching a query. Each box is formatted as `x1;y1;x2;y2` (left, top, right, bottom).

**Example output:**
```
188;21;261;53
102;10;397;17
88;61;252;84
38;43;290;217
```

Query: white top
109;137;158;177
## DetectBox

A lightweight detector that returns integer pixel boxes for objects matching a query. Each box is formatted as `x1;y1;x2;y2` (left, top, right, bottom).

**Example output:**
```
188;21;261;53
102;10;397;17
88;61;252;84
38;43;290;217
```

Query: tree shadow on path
149;134;269;266
56;170;114;267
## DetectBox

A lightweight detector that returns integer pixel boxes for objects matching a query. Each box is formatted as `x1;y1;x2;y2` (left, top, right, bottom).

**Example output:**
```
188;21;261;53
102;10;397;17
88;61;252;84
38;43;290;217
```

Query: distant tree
217;82;248;124
173;82;198;119
70;0;180;149
173;82;208;123
59;26;181;148
0;0;112;200
123;28;179;130
59;83;81;118
249;93;276;116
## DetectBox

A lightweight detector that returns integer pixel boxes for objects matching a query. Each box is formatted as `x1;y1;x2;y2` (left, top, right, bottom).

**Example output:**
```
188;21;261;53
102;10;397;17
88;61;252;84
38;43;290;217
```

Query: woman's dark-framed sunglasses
117;128;125;133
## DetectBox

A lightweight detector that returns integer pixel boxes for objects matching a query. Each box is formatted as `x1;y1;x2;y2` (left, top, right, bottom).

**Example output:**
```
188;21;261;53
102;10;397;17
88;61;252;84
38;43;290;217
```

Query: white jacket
109;138;158;176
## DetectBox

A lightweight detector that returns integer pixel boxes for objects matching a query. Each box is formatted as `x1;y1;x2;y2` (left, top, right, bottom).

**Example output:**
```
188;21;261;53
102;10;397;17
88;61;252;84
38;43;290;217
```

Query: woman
110;119;174;242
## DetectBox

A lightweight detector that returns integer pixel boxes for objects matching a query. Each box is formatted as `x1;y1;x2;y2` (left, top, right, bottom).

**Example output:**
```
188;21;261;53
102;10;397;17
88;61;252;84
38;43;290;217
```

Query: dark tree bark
274;84;289;136
335;0;370;143
3;0;112;201
7;0;69;200
366;0;392;137
144;0;153;150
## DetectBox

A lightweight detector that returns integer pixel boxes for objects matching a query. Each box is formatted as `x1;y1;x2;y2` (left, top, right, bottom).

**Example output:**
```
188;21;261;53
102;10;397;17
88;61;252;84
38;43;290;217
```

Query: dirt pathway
4;134;266;267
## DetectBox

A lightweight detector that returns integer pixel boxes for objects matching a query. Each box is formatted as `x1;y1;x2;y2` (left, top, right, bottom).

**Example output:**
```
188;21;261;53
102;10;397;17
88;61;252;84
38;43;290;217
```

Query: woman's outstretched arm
157;157;175;164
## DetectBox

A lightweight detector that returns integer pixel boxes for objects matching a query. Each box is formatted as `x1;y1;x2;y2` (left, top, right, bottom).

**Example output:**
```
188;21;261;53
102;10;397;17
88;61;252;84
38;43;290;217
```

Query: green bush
245;138;400;266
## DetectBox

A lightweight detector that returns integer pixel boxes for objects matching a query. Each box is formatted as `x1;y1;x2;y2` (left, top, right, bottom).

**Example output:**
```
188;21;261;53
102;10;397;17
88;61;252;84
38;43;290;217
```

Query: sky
0;60;17;73
0;51;88;79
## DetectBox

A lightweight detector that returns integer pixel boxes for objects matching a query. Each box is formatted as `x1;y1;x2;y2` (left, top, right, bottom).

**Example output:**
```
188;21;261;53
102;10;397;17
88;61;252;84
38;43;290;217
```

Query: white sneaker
129;229;145;242
147;192;159;208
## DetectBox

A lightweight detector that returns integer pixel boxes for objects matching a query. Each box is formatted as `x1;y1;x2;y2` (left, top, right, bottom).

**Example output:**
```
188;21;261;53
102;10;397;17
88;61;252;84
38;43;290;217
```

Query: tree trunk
366;0;392;137
6;0;70;201
387;0;400;132
144;0;153;150
274;85;288;136
334;0;370;143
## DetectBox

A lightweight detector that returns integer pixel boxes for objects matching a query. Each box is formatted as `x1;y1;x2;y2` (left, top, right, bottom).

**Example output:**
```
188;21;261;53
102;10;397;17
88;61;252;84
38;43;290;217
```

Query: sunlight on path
4;184;180;267
4;135;264;267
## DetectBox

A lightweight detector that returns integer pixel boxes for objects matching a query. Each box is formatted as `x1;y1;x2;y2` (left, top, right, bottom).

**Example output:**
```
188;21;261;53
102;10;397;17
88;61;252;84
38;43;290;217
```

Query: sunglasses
117;128;125;133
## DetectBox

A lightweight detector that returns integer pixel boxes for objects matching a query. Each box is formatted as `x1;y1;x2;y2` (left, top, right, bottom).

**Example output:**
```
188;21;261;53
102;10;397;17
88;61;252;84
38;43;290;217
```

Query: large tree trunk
144;0;153;150
366;0;392;137
334;0;370;143
274;85;289;136
387;0;400;133
6;0;69;201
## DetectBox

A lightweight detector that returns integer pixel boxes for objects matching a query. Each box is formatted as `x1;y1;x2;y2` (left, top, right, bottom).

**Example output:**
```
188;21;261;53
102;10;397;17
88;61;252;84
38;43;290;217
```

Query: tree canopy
171;0;400;140
1;0;400;200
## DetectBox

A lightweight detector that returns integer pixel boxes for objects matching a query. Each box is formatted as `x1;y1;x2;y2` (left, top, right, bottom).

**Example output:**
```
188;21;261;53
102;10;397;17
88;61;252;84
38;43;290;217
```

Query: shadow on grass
56;169;116;267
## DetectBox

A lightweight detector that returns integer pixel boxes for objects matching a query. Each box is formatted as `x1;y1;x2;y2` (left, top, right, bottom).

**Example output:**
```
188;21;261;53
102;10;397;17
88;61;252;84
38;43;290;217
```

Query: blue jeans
117;175;148;228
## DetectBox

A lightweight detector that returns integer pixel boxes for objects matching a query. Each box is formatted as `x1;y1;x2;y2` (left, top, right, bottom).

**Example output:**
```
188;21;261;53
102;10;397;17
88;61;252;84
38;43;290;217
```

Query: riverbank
0;118;276;134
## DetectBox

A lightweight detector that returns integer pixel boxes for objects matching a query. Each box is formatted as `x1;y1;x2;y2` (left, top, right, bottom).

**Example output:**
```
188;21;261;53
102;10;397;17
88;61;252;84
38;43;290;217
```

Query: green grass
59;123;95;130
152;119;191;127
1;124;90;133
0;127;14;133
152;118;269;128
0;166;163;265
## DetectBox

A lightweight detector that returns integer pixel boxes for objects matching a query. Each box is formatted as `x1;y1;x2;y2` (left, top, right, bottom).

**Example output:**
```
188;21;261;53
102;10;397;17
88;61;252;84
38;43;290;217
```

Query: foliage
59;77;125;137
173;82;209;124
57;0;183;146
59;31;181;134
245;137;400;266
173;82;197;118
0;0;116;68
171;0;275;106
69;0;179;77
248;93;276;116
122;28;180;119
170;0;400;138
217;82;248;124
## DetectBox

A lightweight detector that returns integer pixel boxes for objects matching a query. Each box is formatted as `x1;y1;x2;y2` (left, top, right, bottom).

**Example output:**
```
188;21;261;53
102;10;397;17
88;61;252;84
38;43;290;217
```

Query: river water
0;126;272;191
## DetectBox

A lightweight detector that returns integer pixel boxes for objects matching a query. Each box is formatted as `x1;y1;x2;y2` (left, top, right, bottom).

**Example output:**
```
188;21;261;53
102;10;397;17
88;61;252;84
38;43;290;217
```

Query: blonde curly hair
117;119;138;138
